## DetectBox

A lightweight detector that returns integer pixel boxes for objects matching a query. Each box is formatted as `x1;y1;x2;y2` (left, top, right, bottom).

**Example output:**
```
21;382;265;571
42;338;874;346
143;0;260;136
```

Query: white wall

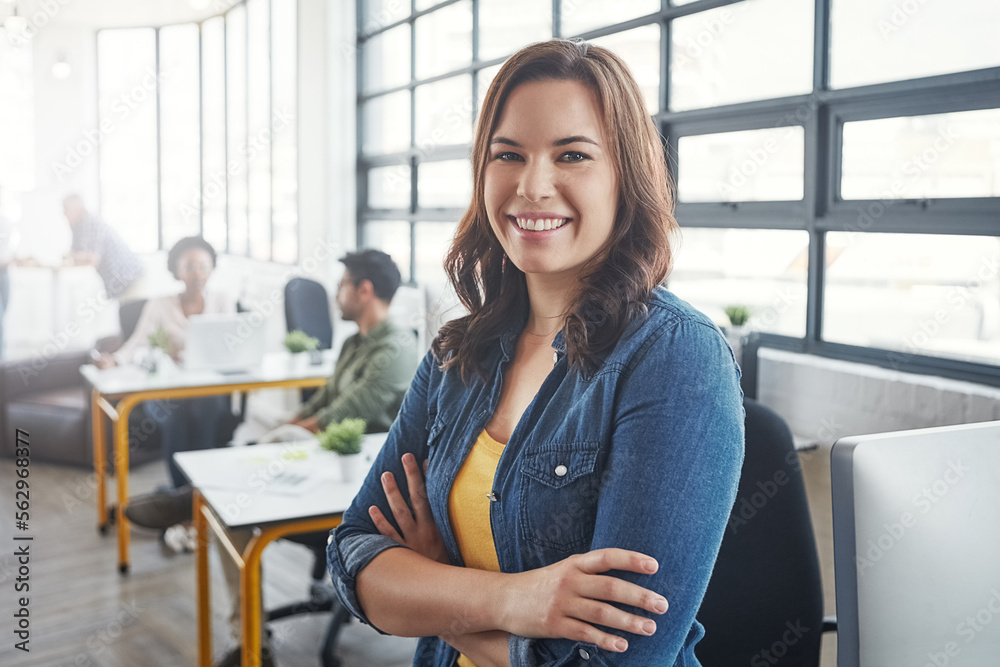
757;349;1000;447
21;23;97;262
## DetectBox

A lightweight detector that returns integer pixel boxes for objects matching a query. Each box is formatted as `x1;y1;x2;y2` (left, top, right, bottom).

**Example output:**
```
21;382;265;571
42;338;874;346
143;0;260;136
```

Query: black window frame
356;0;1000;389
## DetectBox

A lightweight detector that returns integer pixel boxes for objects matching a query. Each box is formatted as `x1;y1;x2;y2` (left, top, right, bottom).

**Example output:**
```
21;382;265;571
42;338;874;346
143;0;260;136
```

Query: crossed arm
331;322;744;665
363;453;667;666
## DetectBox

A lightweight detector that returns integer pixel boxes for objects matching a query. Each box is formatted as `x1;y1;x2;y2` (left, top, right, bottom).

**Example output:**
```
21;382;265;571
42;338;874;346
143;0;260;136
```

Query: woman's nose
517;160;556;202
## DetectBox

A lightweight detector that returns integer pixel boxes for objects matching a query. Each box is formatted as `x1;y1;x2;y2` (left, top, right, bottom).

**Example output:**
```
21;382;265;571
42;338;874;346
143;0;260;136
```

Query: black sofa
0;350;161;468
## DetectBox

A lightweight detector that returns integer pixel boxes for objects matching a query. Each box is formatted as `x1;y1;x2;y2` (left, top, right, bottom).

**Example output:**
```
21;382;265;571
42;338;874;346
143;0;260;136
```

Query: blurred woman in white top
95;236;236;488
97;236;235;367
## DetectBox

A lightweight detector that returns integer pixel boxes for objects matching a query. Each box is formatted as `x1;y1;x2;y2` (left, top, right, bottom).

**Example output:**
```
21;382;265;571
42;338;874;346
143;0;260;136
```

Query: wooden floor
0;445;838;667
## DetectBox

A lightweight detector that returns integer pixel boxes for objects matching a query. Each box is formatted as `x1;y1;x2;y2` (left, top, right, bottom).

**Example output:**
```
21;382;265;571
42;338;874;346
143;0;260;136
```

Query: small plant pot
339;452;363;483
143;348;171;375
288;351;311;372
726;325;746;365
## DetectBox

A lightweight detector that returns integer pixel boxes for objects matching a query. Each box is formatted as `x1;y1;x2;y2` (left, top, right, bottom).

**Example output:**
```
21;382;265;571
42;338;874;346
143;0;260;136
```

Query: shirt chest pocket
518;442;602;553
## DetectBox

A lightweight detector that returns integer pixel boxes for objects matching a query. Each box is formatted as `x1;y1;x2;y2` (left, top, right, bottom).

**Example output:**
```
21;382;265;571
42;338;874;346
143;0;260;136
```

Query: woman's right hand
94;353;117;369
497;548;669;654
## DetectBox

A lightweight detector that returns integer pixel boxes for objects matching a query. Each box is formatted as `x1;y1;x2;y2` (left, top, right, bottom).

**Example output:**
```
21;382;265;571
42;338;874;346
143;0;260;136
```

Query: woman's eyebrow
490;135;600;147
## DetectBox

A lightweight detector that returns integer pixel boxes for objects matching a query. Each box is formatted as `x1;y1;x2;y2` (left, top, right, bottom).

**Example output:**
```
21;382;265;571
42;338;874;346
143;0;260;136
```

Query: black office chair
266;532;353;667
119;298;148;342
285;277;334;404
696;398;836;666
285;277;334;350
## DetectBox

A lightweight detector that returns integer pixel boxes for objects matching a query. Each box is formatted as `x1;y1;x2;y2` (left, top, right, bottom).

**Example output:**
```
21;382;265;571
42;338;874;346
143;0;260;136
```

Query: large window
356;0;1000;385
96;0;298;262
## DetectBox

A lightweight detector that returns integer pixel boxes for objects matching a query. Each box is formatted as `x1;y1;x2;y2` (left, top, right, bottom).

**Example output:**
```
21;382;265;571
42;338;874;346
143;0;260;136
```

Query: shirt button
553;351;558;363
579;648;591;660
554;464;568;477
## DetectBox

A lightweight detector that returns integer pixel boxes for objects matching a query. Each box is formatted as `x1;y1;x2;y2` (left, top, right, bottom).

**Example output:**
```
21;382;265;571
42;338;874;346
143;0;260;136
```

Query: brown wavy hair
432;39;678;382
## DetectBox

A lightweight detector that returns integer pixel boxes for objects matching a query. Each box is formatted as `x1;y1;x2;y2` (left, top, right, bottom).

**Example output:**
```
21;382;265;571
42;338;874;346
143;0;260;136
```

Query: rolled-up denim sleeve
326;349;438;634
510;319;745;666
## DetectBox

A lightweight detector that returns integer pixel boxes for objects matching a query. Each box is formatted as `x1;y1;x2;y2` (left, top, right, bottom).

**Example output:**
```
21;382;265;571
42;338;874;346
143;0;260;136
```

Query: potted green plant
284;330;320;370
142;326;173;374
318;418;367;481
723;305;751;362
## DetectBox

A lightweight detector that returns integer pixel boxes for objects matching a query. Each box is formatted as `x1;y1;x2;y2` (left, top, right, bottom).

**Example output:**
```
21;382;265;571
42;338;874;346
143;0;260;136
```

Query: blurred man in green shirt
289;250;418;434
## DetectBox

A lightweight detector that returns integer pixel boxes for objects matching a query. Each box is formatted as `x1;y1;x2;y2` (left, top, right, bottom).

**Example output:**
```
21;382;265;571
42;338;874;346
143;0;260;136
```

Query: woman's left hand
370;453;449;565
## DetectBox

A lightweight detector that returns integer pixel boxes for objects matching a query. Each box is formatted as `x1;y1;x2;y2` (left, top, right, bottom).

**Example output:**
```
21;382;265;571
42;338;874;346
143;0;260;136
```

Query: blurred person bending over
63;194;148;303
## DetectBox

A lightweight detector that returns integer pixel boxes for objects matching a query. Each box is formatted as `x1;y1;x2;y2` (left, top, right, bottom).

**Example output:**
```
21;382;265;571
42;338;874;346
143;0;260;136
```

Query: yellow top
448;429;506;667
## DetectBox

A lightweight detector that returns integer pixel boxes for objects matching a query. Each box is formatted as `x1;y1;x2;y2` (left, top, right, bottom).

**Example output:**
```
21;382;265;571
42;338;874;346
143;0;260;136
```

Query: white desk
81;351;338;573
175;434;386;667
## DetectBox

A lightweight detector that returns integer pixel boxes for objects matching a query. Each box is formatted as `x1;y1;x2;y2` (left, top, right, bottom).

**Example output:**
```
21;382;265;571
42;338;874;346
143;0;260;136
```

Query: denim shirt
327;287;745;666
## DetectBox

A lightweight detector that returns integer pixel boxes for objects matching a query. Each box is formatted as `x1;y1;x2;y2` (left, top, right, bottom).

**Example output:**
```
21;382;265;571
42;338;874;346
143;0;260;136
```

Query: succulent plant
317;418;366;455
724;305;751;328
148;326;171;352
284;330;320;353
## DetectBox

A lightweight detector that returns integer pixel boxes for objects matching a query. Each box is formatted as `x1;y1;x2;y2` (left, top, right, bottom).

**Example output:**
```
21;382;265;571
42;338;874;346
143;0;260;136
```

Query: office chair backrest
284;277;333;350
119;299;148;342
696;398;825;667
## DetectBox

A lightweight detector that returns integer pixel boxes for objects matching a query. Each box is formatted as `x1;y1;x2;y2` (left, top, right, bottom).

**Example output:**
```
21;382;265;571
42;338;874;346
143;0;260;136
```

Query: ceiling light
52;57;71;80
4;1;27;36
4;14;27;34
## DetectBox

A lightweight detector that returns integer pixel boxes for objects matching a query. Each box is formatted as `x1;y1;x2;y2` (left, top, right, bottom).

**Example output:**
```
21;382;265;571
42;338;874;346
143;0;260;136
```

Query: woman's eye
494;151;522;161
561;151;589;163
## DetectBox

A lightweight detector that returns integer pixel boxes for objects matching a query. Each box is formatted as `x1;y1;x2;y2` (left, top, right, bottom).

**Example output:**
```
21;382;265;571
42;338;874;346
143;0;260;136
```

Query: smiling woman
328;39;744;667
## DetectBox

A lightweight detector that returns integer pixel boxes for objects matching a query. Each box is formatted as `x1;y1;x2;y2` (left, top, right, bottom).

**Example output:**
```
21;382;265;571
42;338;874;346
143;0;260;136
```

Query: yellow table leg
194;490;212;667
115;397;137;574
92;389;108;533
242;533;267;667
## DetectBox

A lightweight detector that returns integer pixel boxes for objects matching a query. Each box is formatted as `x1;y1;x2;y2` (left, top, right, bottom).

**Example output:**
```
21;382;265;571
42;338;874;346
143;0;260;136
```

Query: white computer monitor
832;420;1000;667
184;313;267;373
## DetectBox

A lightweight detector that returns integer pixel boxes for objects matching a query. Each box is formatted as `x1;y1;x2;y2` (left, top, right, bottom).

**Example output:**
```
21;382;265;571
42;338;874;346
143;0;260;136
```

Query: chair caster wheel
119;563;129;575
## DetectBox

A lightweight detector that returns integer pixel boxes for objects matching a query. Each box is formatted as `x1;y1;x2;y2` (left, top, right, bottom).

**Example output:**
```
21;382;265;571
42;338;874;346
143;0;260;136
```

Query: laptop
831;420;1000;667
184;313;268;373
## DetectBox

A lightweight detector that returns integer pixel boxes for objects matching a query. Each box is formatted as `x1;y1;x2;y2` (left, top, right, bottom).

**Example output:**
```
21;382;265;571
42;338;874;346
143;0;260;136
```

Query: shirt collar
360;319;393;342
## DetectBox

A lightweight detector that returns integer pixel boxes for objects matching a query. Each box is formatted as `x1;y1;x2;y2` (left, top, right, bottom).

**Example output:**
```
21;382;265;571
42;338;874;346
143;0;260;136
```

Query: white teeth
515;217;569;231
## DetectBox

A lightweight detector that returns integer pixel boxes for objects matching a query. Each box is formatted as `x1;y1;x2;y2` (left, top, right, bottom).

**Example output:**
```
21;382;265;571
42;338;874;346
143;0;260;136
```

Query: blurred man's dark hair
339;250;402;302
